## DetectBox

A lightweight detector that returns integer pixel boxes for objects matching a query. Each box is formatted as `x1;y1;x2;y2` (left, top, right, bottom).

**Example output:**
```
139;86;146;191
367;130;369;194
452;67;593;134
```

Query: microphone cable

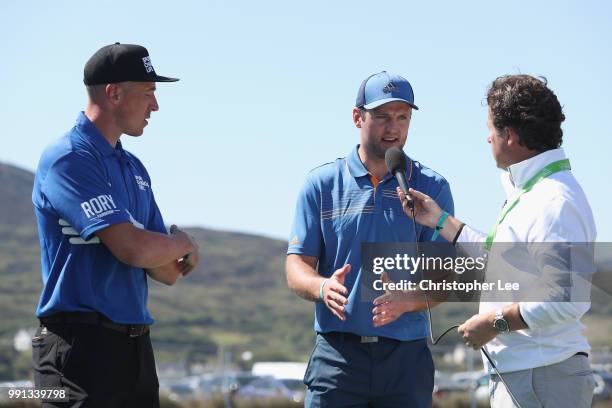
407;202;523;408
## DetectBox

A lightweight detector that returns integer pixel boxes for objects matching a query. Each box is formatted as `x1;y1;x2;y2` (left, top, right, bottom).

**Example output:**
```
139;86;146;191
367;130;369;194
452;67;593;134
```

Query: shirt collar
75;111;122;157
501;148;568;195
346;144;412;181
346;145;369;178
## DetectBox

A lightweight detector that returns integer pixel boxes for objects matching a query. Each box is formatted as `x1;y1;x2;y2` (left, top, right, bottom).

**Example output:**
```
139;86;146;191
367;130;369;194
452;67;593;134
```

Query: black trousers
32;322;160;408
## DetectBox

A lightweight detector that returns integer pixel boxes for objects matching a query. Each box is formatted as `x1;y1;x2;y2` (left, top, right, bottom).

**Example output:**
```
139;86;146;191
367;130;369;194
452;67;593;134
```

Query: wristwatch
493;309;509;333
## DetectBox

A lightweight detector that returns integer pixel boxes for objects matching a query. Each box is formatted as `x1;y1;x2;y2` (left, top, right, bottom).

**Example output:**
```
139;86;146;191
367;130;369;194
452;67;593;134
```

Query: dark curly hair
487;75;565;152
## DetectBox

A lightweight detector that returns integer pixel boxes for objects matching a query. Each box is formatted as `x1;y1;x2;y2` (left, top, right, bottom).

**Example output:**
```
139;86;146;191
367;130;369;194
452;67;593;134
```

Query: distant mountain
0;163;36;227
0;162;315;380
0;162;610;382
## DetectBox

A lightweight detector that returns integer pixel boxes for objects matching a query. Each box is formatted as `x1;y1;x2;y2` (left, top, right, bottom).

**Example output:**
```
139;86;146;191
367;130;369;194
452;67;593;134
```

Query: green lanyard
484;159;571;251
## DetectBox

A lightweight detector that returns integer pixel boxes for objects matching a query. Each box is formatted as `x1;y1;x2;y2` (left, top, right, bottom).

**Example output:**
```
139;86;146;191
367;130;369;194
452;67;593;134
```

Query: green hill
0;162;610;381
0;162;317;380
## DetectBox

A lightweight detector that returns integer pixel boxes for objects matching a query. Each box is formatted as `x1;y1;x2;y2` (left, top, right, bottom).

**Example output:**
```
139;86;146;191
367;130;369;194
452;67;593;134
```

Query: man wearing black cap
32;43;199;407
286;71;454;407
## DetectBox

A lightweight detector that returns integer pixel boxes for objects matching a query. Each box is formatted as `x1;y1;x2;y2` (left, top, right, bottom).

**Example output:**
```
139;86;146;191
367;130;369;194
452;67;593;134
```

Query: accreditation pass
1;386;69;402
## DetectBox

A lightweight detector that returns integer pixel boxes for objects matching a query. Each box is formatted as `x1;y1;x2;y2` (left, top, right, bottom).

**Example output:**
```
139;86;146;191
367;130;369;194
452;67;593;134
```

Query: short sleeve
147;192;167;234
41;151;130;240
287;176;322;257
128;153;166;234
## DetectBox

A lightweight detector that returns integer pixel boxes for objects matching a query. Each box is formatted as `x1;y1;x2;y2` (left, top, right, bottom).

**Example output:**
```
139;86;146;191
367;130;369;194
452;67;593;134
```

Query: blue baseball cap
355;71;418;110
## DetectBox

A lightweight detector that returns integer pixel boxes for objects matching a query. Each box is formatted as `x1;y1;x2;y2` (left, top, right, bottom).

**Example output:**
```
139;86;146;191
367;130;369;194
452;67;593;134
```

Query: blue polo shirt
288;145;454;341
32;112;167;324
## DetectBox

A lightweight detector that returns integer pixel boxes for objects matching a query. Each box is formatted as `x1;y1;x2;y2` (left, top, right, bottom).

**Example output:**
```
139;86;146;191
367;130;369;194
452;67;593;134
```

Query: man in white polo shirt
396;74;596;408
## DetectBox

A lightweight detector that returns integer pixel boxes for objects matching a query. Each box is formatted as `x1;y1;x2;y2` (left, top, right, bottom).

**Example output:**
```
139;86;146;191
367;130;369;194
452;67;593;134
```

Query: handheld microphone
385;147;413;209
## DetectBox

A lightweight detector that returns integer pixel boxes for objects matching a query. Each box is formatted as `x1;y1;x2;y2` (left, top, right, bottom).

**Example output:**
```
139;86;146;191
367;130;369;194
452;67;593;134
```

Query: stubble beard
363;139;404;161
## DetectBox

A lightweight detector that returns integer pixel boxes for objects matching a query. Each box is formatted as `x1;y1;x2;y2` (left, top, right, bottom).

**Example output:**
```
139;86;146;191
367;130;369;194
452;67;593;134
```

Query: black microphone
385;147;414;209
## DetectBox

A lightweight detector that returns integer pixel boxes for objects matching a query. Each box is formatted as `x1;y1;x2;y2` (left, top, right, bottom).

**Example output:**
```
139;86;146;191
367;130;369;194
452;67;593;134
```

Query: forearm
132;230;191;268
286;254;324;302
146;261;182;286
96;223;193;269
503;303;529;331
475;305;528;334
436;214;464;243
459;303;528;349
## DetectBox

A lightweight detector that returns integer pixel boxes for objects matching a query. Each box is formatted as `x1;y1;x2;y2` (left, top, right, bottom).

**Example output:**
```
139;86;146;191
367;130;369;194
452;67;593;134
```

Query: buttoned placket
371;173;394;214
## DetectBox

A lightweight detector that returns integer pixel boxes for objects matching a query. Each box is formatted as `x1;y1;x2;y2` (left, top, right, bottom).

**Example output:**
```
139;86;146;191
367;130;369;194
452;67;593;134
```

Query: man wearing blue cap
286;71;454;407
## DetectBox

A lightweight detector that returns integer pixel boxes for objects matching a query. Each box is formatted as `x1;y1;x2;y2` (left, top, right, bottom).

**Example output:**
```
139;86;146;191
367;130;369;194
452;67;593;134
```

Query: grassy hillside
0;162;610;381
0;163;319;380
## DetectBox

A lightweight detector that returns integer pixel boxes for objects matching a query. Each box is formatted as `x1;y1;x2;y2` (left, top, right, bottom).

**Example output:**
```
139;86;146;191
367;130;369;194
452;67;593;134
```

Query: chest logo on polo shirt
80;194;119;219
134;175;150;191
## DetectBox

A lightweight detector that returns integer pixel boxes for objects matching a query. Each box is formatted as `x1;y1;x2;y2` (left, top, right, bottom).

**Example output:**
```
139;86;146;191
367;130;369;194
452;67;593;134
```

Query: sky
1;0;611;241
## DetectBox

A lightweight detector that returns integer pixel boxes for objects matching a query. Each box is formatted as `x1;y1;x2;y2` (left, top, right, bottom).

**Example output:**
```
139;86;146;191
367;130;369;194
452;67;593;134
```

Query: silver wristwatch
493;309;509;333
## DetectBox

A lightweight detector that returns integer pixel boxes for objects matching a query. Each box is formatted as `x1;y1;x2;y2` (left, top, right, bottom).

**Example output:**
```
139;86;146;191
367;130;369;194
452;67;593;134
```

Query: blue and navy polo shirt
287;145;454;341
32;112;167;324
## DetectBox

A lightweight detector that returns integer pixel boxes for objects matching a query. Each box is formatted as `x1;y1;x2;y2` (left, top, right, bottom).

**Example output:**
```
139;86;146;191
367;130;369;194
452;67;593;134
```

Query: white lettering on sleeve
81;202;95;218
98;195;111;211
80;195;118;219
89;197;103;214
105;194;116;209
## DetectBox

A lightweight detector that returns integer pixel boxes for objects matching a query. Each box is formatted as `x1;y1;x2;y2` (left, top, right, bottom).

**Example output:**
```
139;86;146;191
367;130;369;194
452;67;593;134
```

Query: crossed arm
96;222;200;285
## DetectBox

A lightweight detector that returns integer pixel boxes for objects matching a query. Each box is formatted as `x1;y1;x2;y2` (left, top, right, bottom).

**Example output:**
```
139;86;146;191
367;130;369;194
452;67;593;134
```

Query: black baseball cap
83;42;179;85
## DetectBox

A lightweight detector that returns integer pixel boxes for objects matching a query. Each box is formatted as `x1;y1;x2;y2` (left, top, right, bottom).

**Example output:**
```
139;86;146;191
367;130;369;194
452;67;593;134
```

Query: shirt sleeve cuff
81;212;131;241
455;224;487;259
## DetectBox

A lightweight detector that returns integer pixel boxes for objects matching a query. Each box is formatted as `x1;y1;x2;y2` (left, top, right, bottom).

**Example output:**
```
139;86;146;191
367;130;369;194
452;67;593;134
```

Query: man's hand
170;225;200;276
458;311;497;350
321;264;351;321
397;187;442;229
398;188;464;243
372;272;428;327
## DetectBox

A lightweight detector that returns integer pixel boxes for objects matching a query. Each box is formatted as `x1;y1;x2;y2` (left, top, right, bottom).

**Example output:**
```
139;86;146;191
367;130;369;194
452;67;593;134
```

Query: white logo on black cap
142;56;154;73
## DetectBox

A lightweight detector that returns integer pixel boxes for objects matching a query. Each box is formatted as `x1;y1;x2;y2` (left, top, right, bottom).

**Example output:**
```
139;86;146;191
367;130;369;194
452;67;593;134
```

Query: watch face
494;318;509;332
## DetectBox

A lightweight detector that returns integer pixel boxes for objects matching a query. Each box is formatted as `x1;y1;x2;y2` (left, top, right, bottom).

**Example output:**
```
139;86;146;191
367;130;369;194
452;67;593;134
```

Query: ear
505;127;521;147
352;107;363;128
105;84;123;105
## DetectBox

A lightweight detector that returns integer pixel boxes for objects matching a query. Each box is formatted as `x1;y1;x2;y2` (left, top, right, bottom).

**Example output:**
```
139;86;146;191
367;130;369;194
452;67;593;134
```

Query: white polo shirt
457;148;597;373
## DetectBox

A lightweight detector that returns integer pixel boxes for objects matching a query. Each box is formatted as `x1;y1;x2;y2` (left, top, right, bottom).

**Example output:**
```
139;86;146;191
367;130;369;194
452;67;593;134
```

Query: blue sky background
1;0;610;240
